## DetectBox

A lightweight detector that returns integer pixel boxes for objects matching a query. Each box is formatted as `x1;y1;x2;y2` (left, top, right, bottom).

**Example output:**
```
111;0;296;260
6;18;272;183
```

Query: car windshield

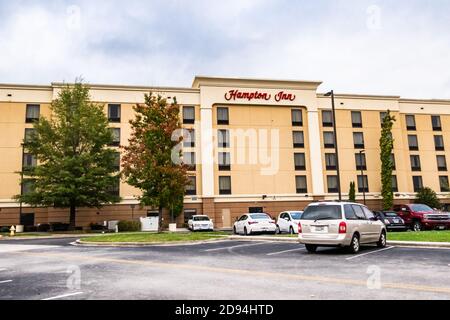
384;212;398;218
411;204;433;212
290;212;303;220
301;205;342;221
250;214;271;220
193;217;210;221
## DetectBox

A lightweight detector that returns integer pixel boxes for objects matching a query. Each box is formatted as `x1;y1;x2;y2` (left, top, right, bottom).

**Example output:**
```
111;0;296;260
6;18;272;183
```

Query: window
249;207;264;214
110;128;121;147
219;176;232;195
351;111;363;128
26;104;40;123
408;135;419;151
391;154;397;170
357;175;369;193
327;175;339;193
322;110;333;127
352;205;367;220
217;107;229;125
406;115;416;131
113;153;121;172
21;179;35;195
437;155;447;171
355;153;367;171
219;152;231;171
410;155;421;172
183;106;195;124
325;153;337;170
218;130;230;148
296;176;308;194
183;152;196;171
293;131;305;148
186;177;197;196
353;132;365;149
107;178;120;197
434;135;445;151
432;116;442;131
439;176;449;192
392;175;399;192
183;129;195;148
323;132;335;149
108;104;121;123
344;205;358;220
413;176;423;192
292;109;303;126
294;153;306;171
362;207;375;220
184;209;197;224
23;154;37;170
24;128;36;144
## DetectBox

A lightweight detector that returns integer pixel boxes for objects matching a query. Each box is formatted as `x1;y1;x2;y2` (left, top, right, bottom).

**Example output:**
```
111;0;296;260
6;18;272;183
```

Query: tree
416;187;442;209
379;110;396;210
122;93;190;232
15;83;121;229
348;182;356;202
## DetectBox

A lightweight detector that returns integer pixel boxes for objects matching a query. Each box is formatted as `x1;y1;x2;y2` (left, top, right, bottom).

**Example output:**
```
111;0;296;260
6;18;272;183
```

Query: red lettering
225;90;295;102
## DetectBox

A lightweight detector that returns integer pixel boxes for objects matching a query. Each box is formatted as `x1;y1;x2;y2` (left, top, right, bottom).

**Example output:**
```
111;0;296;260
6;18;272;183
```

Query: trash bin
140;216;159;232
15;225;24;233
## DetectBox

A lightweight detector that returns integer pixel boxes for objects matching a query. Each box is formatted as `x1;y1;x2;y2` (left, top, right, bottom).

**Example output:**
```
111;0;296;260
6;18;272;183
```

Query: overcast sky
1;0;449;98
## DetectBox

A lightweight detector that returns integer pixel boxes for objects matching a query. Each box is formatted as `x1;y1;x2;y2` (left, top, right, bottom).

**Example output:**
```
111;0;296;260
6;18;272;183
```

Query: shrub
90;223;107;231
117;220;141;232
0;226;10;233
37;224;51;232
348;182;356;202
416;187;442;209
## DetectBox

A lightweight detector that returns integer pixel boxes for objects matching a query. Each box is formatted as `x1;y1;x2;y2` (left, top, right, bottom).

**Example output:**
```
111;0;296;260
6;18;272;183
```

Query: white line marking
0;269;7;272
267;247;306;256
346;246;395;261
0;280;13;284
204;242;270;252
42;292;84;301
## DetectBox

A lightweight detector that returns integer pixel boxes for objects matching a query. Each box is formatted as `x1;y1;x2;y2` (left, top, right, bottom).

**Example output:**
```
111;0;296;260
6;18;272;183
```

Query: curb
74;237;232;248
0;234;99;241
228;235;450;249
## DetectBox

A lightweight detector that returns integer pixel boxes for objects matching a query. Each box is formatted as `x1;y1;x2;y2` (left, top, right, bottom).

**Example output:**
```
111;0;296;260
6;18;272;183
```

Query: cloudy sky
1;0;449;98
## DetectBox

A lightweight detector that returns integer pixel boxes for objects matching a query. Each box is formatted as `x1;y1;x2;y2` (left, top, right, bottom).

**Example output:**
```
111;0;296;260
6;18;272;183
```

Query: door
279;213;289;232
20;213;35;226
222;209;231;228
362;207;381;242
237;216;248;233
351;205;370;243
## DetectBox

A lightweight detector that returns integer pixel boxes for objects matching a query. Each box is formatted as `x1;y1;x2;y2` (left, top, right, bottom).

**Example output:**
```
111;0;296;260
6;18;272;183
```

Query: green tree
122;93;190;231
16;83;121;229
348;182;356;202
380;110;396;210
416;187;442;209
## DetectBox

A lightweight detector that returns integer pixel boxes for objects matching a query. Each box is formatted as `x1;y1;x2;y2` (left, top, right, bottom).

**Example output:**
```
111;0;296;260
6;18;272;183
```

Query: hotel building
0;76;449;228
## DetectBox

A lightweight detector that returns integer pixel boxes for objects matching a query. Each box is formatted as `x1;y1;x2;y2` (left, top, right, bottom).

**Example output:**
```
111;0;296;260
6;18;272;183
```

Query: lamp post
359;150;367;205
19;143;25;220
324;90;342;201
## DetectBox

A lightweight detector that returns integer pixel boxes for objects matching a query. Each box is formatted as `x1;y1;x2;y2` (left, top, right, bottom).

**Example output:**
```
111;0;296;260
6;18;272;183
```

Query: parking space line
0;280;13;284
204;242;270;252
267;247;305;256
42;292;84;301
346;246;395;261
0;269;7;272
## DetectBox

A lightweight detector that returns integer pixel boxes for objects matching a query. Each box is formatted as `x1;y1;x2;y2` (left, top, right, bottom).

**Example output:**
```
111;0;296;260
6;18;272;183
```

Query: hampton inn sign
224;89;297;102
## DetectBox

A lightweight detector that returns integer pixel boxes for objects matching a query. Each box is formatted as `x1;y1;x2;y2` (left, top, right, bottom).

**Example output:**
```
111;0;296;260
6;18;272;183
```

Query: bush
0;226;10;233
37;224;51;232
117;220;141;232
90;223;107;231
416;187;442;209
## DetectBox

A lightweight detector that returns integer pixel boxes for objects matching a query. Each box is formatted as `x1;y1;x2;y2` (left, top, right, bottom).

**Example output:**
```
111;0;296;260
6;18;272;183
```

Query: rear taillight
248;221;259;225
298;223;302;234
339;222;347;234
270;220;276;224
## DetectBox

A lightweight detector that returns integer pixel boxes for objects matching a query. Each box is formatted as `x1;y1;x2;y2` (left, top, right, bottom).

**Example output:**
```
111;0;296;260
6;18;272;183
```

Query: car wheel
305;244;317;253
289;227;295;235
244;227;249;236
233;227;238;235
412;221;422;232
275;226;281;234
377;231;387;248
348;234;360;254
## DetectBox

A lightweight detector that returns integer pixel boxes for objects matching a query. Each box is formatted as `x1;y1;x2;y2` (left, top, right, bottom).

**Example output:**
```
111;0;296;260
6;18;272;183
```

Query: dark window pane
22;179;36;195
292;109;303;126
351;111;362;128
322;111;333;127
357;175;369;193
219;152;231;171
293;131;305;148
186;177;197;196
110;128;121;146
391;154;397;170
113;153;121;172
439;176;449;192
296;176;308;194
108;104;121;123
434;135;445;151
183;152;196;171
353;133;365;149
392;176;398;192
325;153;337;170
23;154;37;169
410;155;421;171
355;153;367;171
437;155;447;171
217;107;229;125
432;116;442;131
219;176;232;195
183;106;195;124
24;129;36;144
413;176;423;192
408;135;419;151
26;104;40;123
294;153;306;171
107;178;120;197
406;115;416;130
218;130;230;148
324;132;335;148
327;175;338;193
183;129;195;148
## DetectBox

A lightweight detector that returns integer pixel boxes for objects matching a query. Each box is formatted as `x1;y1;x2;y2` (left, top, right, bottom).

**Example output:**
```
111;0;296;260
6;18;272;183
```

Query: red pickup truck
393;204;450;231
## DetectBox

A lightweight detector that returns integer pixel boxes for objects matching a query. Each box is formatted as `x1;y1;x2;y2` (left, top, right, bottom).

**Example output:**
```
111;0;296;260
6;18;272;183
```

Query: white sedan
188;215;214;232
233;213;277;236
276;211;303;234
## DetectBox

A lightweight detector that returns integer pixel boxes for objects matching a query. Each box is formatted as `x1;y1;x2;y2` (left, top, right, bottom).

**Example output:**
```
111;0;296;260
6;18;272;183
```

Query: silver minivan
298;202;387;254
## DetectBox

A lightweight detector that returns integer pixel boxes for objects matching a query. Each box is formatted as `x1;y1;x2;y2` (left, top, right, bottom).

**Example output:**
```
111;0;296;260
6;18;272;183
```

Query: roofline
0;83;53;91
192;75;323;90
51;82;199;94
317;92;401;101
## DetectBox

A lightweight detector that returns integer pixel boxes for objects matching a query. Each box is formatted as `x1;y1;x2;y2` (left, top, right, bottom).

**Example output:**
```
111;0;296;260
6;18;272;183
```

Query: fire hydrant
10;225;16;237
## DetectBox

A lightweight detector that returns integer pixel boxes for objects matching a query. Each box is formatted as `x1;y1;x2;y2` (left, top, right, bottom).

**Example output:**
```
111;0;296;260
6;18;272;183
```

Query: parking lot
1;237;450;300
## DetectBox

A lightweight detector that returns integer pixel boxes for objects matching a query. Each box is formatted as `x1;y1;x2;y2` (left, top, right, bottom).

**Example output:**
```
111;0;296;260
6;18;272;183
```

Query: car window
362;207;375;220
352;205;367;220
239;215;248;221
290;212;303;220
384;212;398;218
280;213;287;219
344;205;358;220
193;216;210;221
302;205;342;221
250;214;271;220
410;204;433;212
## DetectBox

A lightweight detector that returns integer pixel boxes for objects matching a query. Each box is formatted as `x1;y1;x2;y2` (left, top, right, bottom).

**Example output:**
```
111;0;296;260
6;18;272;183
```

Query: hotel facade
1;76;449;228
